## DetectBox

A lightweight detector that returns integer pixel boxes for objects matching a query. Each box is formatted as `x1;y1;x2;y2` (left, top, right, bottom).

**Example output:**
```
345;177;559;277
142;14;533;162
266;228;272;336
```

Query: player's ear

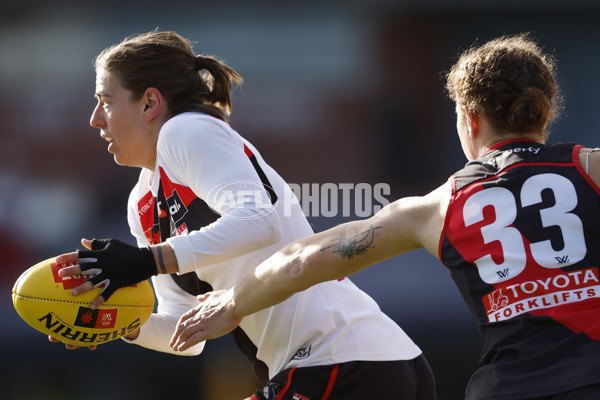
463;106;479;138
142;87;163;121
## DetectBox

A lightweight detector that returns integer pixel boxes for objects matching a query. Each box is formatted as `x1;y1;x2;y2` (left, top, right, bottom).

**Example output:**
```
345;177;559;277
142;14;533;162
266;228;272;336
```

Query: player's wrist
228;287;249;320
150;243;179;274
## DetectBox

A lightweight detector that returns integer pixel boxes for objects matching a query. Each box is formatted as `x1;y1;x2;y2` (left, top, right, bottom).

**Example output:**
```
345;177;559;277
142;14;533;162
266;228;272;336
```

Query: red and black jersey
440;140;600;399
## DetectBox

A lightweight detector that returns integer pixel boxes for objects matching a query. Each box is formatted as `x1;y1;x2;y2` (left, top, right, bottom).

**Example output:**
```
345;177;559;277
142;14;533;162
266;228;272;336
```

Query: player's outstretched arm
170;183;449;351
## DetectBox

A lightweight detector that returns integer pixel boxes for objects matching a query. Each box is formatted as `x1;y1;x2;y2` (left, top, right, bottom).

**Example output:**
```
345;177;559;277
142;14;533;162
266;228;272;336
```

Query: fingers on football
57;264;82;278
54;251;80;264
90;295;106;310
70;281;93;297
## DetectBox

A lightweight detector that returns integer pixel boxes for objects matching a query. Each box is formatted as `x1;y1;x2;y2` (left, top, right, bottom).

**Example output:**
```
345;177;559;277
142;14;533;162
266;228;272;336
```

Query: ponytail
195;55;243;115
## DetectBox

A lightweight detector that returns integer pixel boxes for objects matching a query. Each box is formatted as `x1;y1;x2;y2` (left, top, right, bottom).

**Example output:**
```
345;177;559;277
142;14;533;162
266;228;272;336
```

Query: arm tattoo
156;245;167;274
320;225;382;259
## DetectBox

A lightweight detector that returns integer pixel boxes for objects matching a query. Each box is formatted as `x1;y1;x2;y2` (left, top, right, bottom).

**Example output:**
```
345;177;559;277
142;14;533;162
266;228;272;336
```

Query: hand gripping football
12;257;155;347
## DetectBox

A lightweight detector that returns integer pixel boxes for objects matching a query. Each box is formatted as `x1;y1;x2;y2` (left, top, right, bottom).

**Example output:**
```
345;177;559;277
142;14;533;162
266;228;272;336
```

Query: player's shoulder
158;112;237;151
162;112;230;136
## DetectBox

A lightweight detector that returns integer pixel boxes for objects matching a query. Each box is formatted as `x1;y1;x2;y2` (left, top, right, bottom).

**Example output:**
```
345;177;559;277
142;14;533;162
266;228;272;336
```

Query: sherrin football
12;257;155;347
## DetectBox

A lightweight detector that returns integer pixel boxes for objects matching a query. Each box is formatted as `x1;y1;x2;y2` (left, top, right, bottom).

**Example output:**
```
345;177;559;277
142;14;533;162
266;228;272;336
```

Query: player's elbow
281;243;323;290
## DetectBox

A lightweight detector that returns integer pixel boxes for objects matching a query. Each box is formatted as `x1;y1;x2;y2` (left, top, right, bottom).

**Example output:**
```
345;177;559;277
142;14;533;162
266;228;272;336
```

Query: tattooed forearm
320;225;382;259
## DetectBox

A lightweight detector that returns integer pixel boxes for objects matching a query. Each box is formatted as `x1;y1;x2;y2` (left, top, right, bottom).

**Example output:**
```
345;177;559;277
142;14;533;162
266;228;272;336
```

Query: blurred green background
2;1;600;399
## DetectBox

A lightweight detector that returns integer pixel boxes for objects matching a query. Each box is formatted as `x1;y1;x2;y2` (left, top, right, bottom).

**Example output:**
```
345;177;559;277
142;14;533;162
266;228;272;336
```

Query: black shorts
252;355;436;400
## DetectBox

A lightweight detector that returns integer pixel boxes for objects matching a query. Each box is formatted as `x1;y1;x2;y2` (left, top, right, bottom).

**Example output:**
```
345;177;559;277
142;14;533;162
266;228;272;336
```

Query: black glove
78;238;158;301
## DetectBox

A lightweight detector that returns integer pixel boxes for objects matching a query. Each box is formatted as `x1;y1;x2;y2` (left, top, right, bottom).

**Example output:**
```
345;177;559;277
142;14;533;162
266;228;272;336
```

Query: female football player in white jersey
50;30;436;400
170;33;600;399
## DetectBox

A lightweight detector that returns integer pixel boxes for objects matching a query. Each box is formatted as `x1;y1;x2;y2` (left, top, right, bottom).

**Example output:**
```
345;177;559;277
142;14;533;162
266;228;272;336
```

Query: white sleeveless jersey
124;112;421;378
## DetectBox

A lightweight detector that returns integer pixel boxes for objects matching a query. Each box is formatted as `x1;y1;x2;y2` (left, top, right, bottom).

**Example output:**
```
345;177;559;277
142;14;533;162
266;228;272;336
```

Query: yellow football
12;257;155;347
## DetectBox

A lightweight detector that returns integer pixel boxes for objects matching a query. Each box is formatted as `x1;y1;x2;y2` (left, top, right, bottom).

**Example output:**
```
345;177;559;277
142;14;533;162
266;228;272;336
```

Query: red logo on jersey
138;191;160;245
138;194;154;219
176;222;188;235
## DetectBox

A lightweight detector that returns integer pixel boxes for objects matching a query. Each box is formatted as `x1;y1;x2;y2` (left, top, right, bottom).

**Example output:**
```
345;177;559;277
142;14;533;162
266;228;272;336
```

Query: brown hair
445;33;562;135
94;30;243;121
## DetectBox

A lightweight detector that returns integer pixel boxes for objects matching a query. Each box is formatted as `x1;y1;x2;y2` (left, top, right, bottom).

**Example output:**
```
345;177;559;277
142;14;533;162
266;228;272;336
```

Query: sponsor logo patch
484;267;600;322
166;189;189;226
74;306;117;329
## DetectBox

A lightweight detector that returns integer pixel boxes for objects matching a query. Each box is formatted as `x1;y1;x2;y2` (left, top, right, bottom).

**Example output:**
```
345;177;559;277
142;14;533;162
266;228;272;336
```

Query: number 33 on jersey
441;141;600;336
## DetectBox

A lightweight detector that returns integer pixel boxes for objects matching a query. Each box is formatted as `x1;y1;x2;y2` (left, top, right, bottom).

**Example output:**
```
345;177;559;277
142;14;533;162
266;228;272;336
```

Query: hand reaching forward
170;290;242;351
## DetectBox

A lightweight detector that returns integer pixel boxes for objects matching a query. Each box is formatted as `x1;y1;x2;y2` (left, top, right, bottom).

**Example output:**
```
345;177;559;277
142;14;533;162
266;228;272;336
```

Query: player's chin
113;154;137;168
113;154;126;166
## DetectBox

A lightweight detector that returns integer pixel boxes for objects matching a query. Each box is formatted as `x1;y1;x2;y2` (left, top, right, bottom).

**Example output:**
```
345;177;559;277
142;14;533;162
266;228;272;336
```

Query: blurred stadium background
2;1;600;399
